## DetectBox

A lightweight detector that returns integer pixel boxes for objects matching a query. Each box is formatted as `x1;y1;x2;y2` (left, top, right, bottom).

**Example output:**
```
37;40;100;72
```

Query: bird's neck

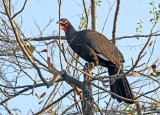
65;24;77;40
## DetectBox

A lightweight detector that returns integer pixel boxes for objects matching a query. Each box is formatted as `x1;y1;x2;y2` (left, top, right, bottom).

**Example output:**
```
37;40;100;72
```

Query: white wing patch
97;54;108;61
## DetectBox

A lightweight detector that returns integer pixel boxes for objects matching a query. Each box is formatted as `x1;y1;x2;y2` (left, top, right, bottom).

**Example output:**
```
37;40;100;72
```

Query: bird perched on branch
57;18;134;104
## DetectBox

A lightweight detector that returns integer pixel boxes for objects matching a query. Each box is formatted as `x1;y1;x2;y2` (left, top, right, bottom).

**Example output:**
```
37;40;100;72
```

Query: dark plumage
57;18;134;104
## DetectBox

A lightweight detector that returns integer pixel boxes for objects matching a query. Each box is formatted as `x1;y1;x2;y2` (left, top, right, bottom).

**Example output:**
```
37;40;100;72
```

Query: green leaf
150;2;153;5
149;41;153;46
150;10;155;14
150;19;154;22
27;45;35;54
150;72;156;77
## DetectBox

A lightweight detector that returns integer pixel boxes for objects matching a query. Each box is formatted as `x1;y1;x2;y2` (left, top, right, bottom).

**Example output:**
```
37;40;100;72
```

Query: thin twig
93;101;104;115
92;83;135;103
34;89;75;115
3;0;49;86
82;0;88;29
11;0;27;19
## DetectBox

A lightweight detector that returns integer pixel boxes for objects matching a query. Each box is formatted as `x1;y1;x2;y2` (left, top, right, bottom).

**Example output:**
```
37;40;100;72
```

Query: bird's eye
63;19;68;24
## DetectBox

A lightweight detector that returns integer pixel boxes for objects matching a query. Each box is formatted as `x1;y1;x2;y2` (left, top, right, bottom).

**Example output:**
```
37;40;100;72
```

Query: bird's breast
67;39;83;54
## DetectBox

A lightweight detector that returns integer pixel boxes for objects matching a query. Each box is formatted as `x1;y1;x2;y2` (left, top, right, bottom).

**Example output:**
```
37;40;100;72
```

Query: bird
57;18;134;104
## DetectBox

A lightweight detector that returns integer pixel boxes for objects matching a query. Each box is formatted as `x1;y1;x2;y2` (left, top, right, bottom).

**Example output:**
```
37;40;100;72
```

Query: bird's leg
83;53;99;73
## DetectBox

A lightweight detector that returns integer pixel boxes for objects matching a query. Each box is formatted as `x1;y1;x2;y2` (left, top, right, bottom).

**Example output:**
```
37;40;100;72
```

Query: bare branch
91;83;135;103
2;0;49;86
11;0;27;19
116;33;160;40
82;0;88;29
112;0;120;44
34;89;75;115
0;10;6;15
1;32;160;43
91;0;97;31
0;83;45;105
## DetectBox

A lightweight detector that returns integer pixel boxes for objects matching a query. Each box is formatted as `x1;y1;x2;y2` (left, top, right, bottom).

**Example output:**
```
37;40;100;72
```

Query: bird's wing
81;30;124;68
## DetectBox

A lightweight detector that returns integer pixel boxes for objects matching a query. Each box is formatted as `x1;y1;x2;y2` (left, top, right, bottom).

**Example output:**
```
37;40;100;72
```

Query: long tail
108;66;134;104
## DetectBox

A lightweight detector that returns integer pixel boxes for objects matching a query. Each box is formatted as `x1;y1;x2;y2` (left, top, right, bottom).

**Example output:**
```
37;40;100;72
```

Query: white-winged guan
57;18;134;104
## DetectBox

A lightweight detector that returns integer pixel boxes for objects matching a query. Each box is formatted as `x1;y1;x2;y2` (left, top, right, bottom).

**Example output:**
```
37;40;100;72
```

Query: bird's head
57;18;70;33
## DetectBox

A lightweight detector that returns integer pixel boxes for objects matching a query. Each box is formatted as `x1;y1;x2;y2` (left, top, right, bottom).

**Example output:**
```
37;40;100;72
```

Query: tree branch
116;33;160;40
91;0;97;31
34;89;75;115
11;0;28;19
112;0;120;44
82;0;88;29
3;0;49;86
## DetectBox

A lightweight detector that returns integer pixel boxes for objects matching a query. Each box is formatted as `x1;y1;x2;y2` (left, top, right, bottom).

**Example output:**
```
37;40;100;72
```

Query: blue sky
1;0;160;114
17;0;153;37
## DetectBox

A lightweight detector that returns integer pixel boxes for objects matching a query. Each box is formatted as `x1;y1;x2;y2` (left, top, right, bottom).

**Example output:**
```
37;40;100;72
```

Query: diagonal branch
0;70;84;105
11;0;28;19
82;0;88;29
2;0;49;86
34;89;75;115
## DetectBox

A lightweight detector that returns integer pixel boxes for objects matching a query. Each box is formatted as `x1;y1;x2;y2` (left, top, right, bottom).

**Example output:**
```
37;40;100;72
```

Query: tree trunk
82;63;94;115
91;0;97;31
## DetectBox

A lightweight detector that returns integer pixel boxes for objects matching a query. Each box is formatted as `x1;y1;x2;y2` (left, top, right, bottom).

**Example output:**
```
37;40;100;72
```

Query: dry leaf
40;49;48;53
27;45;35;54
35;92;40;99
40;92;46;98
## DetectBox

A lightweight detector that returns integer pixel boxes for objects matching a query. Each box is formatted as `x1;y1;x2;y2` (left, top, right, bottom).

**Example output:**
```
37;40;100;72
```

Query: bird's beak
56;20;64;24
56;20;60;24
